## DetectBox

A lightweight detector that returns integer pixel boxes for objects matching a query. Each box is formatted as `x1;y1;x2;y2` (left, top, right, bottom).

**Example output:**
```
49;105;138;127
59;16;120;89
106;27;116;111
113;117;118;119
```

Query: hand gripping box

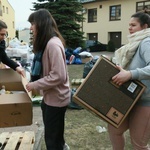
0;68;32;127
73;57;146;128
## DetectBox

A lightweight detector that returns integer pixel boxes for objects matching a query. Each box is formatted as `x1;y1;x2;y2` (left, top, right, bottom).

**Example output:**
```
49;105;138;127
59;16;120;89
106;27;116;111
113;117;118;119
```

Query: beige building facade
81;0;150;49
0;0;15;44
18;28;30;44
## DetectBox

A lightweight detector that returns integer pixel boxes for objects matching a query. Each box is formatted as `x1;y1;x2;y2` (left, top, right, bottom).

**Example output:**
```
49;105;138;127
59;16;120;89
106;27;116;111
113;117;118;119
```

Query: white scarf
115;28;150;69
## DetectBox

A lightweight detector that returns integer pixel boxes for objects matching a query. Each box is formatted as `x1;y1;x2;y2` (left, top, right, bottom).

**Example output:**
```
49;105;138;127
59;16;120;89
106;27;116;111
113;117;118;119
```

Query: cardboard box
73;57;146;128
81;57;92;64
0;69;32;127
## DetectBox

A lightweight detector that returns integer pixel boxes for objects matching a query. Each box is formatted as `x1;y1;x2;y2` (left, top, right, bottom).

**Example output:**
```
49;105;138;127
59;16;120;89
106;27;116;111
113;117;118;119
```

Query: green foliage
32;0;85;48
107;40;115;52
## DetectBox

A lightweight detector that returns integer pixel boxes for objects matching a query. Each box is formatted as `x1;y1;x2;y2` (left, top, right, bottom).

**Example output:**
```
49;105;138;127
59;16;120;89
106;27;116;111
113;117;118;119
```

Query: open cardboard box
0;68;32;127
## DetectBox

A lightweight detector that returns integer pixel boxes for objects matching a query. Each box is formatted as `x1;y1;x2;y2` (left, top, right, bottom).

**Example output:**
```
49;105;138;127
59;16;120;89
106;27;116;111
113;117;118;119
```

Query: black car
85;40;107;52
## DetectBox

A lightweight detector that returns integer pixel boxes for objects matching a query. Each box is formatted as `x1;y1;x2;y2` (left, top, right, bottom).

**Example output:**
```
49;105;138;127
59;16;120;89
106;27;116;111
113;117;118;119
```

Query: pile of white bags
6;38;31;62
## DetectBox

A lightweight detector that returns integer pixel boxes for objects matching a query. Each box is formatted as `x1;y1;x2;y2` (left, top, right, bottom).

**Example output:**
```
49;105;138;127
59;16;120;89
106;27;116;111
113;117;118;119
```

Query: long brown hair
28;9;65;53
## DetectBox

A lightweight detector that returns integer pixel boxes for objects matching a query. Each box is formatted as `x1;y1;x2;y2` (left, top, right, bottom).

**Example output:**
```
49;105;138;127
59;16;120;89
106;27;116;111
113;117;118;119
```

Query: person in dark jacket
0;20;24;76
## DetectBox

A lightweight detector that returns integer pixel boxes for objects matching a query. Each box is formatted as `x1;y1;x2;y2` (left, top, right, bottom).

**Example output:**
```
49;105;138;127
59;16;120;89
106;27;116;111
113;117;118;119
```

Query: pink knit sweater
30;37;70;107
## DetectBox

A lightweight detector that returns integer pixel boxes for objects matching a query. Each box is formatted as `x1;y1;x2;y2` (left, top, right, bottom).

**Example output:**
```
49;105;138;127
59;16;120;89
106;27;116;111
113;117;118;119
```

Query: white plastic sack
79;51;93;57
9;38;21;48
6;38;31;62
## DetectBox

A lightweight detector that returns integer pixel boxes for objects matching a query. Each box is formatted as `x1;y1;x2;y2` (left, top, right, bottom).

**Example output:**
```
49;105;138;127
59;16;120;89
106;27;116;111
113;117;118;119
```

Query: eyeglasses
0;33;8;37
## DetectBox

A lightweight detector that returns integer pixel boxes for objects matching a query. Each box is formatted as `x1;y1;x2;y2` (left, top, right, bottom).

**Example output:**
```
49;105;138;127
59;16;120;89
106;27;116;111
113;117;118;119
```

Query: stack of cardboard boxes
0;64;32;127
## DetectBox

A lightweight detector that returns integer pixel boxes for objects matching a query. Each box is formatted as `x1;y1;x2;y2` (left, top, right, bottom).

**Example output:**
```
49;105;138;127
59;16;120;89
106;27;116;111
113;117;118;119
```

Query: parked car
85;40;107;52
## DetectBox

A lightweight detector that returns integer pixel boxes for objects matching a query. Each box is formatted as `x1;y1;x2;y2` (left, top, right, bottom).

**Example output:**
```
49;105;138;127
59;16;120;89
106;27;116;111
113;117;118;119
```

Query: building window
88;8;97;23
0;10;2;16
0;2;2;16
136;1;150;12
2;6;5;13
110;5;121;21
6;7;8;14
12;21;14;29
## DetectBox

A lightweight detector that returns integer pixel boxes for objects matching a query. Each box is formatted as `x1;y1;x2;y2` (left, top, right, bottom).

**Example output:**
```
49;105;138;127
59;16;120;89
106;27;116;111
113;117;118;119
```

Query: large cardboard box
73;57;146;128
0;69;32;127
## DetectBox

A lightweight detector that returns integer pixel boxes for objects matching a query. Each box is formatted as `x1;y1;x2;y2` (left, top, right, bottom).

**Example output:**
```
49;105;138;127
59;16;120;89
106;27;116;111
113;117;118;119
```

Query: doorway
109;32;121;49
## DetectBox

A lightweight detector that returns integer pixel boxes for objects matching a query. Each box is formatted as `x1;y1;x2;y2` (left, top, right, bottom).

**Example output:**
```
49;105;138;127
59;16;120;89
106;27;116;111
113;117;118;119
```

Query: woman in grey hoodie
108;11;150;150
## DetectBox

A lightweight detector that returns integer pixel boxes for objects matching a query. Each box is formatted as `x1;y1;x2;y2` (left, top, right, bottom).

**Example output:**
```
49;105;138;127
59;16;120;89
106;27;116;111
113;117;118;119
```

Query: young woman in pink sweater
26;9;70;150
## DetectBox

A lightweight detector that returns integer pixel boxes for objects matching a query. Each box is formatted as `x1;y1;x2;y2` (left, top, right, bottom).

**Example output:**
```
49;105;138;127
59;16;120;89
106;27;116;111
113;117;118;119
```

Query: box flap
0;68;32;99
21;76;32;99
0;69;21;83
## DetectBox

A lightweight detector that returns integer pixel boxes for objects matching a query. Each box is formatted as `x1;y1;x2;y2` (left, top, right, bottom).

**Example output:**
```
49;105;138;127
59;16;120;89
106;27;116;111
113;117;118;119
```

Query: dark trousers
41;100;67;150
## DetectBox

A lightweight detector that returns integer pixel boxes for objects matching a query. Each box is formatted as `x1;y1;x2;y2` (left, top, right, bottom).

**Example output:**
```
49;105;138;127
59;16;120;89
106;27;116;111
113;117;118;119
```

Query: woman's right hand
112;65;132;86
16;66;25;77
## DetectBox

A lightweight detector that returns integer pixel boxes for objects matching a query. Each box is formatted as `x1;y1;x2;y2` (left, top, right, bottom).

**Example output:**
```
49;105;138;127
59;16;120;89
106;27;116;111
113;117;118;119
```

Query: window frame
136;1;150;12
88;8;97;23
109;5;121;21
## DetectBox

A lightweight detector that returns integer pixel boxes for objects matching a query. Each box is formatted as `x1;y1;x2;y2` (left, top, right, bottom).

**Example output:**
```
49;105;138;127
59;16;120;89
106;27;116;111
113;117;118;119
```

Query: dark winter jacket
0;40;19;70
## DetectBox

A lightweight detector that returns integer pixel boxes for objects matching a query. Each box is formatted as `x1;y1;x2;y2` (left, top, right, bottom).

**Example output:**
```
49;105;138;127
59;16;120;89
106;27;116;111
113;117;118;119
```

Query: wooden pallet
71;79;84;89
0;131;35;150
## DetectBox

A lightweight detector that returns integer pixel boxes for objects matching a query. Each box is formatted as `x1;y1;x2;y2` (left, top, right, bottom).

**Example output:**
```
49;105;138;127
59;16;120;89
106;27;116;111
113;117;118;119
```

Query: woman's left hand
112;65;132;86
16;66;25;77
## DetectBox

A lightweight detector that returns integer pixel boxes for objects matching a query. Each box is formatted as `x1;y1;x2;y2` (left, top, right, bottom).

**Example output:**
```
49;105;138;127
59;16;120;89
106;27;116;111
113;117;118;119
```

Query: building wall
82;0;148;46
18;28;30;44
0;0;15;44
